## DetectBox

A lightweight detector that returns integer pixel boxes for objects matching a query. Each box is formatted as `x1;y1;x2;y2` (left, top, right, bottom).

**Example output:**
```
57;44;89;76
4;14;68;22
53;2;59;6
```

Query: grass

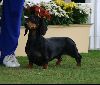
0;50;100;84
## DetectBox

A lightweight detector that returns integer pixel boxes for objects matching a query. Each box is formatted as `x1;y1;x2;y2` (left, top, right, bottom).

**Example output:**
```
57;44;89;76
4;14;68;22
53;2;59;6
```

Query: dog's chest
33;50;42;57
31;44;42;57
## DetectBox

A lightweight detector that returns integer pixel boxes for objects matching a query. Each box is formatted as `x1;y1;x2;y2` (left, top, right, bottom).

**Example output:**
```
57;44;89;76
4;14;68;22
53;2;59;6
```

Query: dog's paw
42;64;48;69
27;64;33;69
56;59;62;65
76;63;81;67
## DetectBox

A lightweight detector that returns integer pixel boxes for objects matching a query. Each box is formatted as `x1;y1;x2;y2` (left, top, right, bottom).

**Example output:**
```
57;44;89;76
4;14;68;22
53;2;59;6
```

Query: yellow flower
54;0;77;9
53;0;78;14
54;0;64;6
68;2;77;8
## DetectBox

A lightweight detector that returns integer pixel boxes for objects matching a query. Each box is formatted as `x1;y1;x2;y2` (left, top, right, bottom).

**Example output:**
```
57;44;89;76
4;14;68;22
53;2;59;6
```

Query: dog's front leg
28;62;33;69
27;55;33;69
42;57;49;69
40;44;49;69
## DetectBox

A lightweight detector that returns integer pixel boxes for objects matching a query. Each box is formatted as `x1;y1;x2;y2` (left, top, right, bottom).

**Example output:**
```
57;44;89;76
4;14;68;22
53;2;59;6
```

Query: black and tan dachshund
24;15;82;69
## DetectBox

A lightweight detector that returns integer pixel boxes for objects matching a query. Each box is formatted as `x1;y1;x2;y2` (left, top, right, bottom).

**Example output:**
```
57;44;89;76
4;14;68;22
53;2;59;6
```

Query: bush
71;8;88;24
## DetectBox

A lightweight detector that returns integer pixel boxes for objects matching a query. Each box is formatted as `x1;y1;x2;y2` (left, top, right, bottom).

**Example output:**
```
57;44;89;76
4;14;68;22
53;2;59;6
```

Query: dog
24;14;82;69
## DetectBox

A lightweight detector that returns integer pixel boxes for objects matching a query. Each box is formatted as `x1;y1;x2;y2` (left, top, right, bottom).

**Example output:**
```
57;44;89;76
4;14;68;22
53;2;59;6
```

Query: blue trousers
0;0;24;63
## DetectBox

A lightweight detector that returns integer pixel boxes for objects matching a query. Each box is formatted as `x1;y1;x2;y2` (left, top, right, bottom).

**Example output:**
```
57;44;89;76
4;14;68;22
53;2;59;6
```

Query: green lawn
0;50;100;84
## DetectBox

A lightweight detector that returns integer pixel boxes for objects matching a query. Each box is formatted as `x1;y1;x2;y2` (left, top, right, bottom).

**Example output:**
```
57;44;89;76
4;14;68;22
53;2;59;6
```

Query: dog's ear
40;19;48;36
24;16;30;36
24;16;29;21
24;28;28;36
24;22;29;36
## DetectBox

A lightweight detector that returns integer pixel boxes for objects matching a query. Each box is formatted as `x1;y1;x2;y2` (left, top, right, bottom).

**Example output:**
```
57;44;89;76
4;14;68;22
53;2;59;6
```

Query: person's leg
0;18;1;63
0;0;1;63
0;5;2;64
0;0;24;66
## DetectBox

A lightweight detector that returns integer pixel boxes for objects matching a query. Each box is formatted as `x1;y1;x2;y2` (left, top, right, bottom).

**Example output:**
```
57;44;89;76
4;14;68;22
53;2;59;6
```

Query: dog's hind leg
74;53;82;67
70;53;81;67
43;63;48;69
69;47;82;67
72;45;82;66
76;53;82;66
56;56;62;65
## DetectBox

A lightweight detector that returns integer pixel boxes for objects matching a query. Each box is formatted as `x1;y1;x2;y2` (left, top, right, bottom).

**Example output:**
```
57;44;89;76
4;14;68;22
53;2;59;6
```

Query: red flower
30;5;51;20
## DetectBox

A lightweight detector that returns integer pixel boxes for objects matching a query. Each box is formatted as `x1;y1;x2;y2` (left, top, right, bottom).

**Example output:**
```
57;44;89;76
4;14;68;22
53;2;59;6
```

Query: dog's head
24;15;38;36
24;5;51;36
24;15;48;36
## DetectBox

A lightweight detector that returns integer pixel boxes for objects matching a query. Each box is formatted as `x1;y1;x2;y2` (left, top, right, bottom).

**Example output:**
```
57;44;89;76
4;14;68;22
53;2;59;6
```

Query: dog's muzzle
26;21;37;30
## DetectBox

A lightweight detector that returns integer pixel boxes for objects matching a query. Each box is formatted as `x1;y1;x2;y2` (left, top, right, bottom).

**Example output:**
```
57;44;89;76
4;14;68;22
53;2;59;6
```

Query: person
0;0;24;67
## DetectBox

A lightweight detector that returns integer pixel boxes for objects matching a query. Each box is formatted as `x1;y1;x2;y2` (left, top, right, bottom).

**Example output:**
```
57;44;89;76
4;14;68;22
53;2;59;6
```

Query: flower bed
23;0;92;25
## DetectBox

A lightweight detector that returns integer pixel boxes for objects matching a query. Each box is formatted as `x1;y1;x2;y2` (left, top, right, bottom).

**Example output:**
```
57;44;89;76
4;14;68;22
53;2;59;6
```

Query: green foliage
21;11;25;26
71;8;88;24
48;15;73;25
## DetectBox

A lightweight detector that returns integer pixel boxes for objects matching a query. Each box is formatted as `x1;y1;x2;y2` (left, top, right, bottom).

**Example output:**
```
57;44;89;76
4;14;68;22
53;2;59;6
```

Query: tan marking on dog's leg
27;62;33;69
76;63;81;67
56;59;62;65
43;64;48;69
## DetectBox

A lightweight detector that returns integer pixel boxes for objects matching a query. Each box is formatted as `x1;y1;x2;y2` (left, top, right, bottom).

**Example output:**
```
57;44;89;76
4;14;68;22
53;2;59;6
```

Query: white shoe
12;54;20;67
3;54;20;67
